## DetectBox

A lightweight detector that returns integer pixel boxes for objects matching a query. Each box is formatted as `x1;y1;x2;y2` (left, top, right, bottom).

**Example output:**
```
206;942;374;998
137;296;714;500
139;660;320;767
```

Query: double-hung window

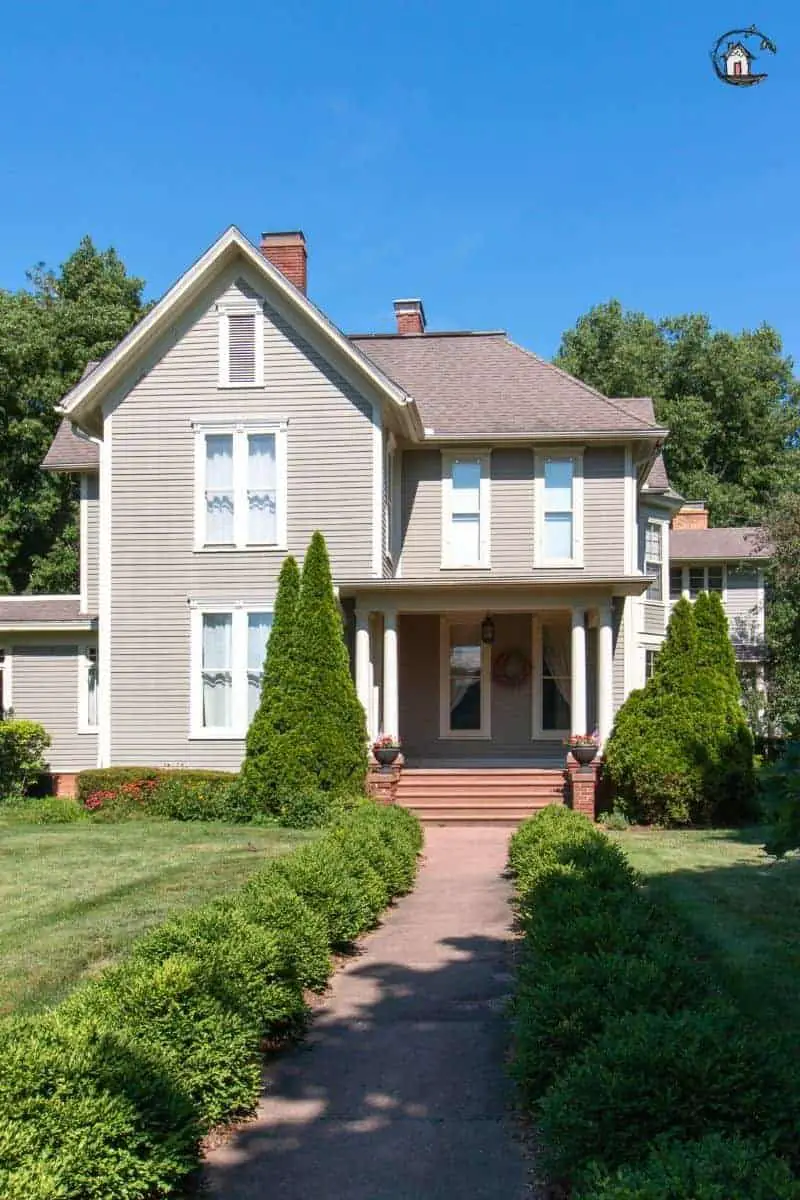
195;422;287;549
218;299;264;387
78;646;98;732
689;565;724;598
193;608;273;737
535;452;584;565
441;452;490;568
644;521;664;601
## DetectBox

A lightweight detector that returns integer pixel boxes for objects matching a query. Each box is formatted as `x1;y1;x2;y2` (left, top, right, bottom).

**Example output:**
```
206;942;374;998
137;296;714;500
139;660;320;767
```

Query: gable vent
228;313;257;383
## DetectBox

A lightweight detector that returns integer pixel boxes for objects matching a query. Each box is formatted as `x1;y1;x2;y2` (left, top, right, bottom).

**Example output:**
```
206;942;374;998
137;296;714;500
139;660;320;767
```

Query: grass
616;826;800;1026
0;819;311;1015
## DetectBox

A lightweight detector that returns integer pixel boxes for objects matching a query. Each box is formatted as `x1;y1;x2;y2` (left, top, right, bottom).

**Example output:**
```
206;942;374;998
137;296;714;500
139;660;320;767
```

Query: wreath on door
492;649;531;688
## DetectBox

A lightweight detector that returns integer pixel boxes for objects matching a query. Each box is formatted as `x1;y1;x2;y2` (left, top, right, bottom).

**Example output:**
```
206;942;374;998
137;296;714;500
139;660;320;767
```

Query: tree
238;555;300;808
605;598;754;825
763;493;800;735
278;532;367;800
0;237;146;593
555;301;800;526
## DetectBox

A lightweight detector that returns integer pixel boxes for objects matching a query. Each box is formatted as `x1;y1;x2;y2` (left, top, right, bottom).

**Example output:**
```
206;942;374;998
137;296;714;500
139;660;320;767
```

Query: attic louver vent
227;313;257;383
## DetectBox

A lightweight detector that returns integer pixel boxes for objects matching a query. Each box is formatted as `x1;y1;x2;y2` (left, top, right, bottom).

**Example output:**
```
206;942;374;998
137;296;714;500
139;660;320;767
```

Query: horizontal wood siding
400;446;625;578
642;603;665;635
85;472;99;613
108;265;376;769
612;599;625;713
725;567;762;646
7;636;97;772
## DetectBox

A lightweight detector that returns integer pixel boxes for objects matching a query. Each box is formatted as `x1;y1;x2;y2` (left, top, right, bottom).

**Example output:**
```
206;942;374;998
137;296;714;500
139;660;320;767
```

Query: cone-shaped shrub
277;532;367;800
238;556;300;812
605;595;756;825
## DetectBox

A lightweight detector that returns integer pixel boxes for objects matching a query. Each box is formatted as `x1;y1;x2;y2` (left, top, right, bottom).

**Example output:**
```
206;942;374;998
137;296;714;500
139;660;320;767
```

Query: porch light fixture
481;615;496;645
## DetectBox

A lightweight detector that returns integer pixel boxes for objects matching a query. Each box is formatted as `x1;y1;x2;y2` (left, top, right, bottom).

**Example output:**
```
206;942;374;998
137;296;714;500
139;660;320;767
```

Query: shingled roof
350;333;666;437
670;528;771;562
613;398;671;491
0;597;96;627
42;362;100;472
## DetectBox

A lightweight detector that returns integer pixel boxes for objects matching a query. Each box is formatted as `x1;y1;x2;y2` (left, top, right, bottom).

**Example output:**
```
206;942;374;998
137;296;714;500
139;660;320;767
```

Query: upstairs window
195;423;287;550
535;451;584;565
218;302;264;387
644;521;664;601
669;566;684;600
79;646;98;732
688;565;725;599
442;453;490;568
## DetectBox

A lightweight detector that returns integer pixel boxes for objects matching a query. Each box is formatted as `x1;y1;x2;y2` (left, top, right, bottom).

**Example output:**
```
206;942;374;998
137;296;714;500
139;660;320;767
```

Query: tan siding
583;448;625;572
108;266;376;768
725;567;763;648
642;603;665;636
8;636;97;772
84;473;99;612
612;599;626;713
400;445;625;579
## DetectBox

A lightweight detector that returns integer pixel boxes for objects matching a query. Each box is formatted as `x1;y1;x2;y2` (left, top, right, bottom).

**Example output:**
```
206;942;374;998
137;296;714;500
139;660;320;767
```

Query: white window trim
0;647;11;715
78;645;99;734
643;518;668;604
217;299;265;388
639;633;665;689
438;615;492;739
79;474;89;613
193;419;288;552
383;430;396;563
531;614;572;740
674;563;728;602
189;605;272;740
534;448;584;567
440;450;491;569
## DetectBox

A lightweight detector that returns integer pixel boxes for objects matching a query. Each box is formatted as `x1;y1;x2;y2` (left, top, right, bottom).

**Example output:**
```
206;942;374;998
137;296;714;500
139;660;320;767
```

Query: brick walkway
204;826;528;1200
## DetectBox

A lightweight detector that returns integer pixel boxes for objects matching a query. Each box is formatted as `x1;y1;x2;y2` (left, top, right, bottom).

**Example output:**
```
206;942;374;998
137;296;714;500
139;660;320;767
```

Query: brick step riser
397;787;565;798
397;783;564;795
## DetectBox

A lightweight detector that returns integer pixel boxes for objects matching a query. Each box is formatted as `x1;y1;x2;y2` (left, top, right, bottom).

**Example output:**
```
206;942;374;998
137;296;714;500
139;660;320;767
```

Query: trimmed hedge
0;800;422;1199
75;767;248;822
509;806;800;1192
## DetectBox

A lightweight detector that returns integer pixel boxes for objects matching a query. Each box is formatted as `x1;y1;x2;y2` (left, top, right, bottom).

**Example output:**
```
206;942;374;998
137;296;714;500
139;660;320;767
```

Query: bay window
441;452;490;568
535;451;583;565
644;521;664;601
192;607;273;737
194;422;287;550
79;646;98;732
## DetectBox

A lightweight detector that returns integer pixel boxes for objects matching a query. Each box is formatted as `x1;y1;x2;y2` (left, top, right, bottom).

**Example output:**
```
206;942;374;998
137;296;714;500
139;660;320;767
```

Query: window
383;433;395;559
79;646;98;732
689;565;725;598
645;648;659;681
439;620;490;737
669;566;684;600
541;621;571;732
192;608;272;736
644;521;664;601
442;453;490;568
218;302;263;387
195;423;287;550
535;452;583;565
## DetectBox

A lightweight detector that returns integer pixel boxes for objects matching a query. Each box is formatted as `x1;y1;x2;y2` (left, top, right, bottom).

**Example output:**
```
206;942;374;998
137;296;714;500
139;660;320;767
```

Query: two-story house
0;227;770;809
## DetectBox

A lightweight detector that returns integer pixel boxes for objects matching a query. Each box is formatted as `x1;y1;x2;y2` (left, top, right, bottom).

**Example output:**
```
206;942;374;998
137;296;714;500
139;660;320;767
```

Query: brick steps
396;768;565;824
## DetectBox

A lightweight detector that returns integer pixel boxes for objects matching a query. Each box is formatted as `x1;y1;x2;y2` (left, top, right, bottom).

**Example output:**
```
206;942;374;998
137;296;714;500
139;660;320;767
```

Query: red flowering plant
372;733;402;752
565;731;600;747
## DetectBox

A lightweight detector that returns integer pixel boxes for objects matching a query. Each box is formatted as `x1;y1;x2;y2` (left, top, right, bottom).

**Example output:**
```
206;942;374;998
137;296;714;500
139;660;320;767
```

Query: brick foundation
367;764;401;805
51;773;78;798
565;756;598;820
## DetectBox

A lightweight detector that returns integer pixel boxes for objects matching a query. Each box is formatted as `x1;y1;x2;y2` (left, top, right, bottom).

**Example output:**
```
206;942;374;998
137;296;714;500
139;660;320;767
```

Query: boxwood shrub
0;801;422;1199
75;767;245;822
508;805;800;1191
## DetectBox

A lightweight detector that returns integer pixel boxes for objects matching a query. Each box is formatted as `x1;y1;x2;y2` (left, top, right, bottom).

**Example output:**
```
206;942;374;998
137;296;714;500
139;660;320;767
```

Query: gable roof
59;227;422;439
42;418;100;472
350;333;667;438
670;527;770;562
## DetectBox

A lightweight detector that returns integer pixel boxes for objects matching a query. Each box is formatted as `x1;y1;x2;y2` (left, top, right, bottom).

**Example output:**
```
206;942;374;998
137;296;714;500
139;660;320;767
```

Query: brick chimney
672;501;709;531
259;231;307;293
394;298;426;335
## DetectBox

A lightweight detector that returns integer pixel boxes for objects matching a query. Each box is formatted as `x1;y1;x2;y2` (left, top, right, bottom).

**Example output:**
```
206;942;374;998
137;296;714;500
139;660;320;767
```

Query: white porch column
571;607;587;736
383;609;399;739
355;608;371;729
597;604;614;749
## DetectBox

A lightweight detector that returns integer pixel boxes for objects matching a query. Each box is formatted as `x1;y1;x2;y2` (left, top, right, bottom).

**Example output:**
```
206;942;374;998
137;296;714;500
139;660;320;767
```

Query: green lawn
616;827;800;1026
0;820;310;1015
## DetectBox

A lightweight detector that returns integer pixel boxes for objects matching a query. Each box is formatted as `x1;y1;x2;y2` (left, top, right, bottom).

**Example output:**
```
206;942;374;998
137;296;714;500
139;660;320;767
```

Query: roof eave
0;620;97;633
337;574;654;597
421;428;668;444
59;226;418;436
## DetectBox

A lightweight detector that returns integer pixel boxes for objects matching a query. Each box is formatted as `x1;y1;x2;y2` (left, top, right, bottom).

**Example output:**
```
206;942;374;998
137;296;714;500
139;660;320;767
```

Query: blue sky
1;1;798;363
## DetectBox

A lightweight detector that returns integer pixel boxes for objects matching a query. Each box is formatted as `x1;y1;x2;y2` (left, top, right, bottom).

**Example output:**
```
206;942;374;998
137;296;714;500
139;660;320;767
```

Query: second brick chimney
672;501;709;531
260;231;307;293
394;299;426;335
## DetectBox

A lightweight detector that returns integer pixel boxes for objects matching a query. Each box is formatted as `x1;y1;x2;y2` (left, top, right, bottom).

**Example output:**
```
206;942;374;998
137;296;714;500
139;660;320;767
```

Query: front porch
350;600;621;765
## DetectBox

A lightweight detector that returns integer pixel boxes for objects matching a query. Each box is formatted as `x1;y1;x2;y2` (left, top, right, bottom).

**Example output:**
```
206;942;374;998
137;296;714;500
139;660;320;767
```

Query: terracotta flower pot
374;746;400;769
571;743;598;767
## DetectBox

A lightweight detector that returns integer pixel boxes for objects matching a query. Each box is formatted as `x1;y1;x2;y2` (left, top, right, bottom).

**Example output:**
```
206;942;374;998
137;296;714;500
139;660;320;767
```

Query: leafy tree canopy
0;236;146;593
555;300;800;525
